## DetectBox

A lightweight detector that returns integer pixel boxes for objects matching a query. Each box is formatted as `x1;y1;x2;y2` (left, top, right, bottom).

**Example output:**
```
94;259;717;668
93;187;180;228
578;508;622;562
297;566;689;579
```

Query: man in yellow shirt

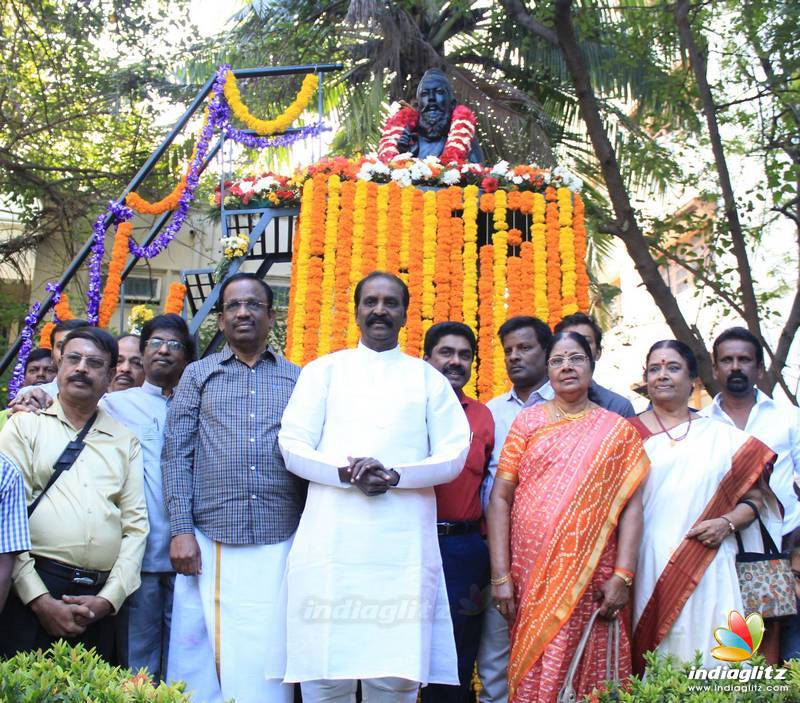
0;327;147;662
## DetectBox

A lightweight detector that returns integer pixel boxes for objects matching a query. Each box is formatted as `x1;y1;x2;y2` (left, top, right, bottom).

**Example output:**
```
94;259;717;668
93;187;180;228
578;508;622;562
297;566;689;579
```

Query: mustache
67;373;93;386
726;371;749;386
114;373;134;383
443;364;465;377
366;314;392;326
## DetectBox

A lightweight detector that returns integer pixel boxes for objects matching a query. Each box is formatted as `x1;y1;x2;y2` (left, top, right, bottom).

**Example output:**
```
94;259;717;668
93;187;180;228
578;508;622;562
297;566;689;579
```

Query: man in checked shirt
162;272;304;703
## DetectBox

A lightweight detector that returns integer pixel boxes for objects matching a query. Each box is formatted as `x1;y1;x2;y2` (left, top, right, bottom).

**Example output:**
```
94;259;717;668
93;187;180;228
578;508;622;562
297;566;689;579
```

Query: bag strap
558;609;602;703
735;512;781;556
27;412;97;518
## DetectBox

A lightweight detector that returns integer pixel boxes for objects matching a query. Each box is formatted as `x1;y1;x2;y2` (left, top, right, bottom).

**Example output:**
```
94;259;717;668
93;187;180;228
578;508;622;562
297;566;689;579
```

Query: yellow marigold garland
361;182;379;276
519;241;536;319
398;185;412;279
531;193;548;320
461;184;479;397
421;190;438;340
317;175;340;356
287;177;315;363
558;187;578;316
164;282;187;315
492;190;509;397
224;71;319;136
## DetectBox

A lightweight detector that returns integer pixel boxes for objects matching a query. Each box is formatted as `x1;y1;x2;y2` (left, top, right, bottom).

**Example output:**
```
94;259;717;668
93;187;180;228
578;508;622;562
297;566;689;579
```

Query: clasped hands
338;456;399;496
30;592;112;638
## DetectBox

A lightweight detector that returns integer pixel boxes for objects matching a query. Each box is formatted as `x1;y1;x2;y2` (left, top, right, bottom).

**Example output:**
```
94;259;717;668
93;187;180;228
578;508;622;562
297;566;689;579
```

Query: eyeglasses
221;299;270;313
547;353;589;369
62;352;108;370
144;338;186;352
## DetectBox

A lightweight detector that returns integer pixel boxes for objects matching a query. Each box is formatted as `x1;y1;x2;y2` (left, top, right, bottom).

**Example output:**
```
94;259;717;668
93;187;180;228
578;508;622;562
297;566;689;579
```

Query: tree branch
552;0;719;394
497;0;559;46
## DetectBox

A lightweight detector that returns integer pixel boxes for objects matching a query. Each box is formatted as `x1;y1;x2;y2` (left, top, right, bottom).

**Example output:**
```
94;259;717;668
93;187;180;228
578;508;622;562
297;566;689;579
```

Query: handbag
735;516;797;620
557;608;620;703
27;412;97;517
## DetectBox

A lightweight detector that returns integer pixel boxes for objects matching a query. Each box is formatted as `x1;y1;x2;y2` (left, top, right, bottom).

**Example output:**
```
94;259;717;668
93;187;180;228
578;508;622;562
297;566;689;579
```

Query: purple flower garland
8;301;41;400
11;64;326;398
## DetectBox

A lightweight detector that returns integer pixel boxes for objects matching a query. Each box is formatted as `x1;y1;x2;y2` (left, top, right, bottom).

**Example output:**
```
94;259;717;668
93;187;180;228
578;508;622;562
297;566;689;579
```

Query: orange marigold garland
164;282;187;315
317;175;341;356
519;241;536;319
302;174;328;362
361;182;379;276
404;189;426;355
126;176;187;215
477;244;494;403
347;180;368;347
98;221;132;329
573;193;590;312
396;184;411;279
331;180;356;352
375;184;389;271
54;292;75;322
506;255;524;318
433;189;453;322
545;186;562;326
449;215;464;322
39;322;56;349
461;184;479;397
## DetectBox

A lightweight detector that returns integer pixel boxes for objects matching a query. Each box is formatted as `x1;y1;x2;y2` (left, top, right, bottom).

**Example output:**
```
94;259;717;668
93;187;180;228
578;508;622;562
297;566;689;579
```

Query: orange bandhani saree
496;404;649;702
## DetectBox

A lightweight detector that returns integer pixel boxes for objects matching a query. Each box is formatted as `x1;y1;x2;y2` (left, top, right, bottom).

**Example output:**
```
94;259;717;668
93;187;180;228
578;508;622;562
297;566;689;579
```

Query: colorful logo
710;610;764;662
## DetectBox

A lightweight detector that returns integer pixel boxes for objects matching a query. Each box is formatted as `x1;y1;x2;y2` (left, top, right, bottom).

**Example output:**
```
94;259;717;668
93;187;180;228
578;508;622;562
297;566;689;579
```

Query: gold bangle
490;574;511;586
612;570;633;588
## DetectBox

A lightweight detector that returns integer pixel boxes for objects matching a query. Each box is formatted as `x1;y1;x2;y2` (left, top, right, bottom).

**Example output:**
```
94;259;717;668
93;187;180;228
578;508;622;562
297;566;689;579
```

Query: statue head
416;69;456;141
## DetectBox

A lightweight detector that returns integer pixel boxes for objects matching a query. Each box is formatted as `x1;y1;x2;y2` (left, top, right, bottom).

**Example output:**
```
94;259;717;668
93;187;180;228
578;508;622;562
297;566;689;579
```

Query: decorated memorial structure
2;64;590;403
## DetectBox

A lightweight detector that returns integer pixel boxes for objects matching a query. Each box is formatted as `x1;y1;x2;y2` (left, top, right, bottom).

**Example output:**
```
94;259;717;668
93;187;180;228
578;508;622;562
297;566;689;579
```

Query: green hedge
586;652;800;702
0;641;192;702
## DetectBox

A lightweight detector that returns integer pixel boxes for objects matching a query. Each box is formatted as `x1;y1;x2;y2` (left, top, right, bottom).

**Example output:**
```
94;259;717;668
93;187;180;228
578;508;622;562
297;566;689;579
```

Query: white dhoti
167;529;293;703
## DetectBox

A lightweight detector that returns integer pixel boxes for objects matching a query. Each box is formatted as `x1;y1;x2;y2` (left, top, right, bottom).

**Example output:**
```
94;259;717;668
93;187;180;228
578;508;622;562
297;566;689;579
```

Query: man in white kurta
277;272;470;703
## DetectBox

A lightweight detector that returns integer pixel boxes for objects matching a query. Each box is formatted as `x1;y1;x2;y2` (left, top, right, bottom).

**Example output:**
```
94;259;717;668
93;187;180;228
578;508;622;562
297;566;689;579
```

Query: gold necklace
554;401;591;421
652;409;692;446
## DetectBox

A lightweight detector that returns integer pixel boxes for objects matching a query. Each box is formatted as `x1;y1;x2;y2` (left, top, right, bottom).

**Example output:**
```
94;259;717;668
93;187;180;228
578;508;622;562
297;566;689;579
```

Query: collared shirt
0;401;147;610
481;383;551;511
102;381;172;572
701;390;800;534
162;344;304;545
435;391;494;522
0;452;30;555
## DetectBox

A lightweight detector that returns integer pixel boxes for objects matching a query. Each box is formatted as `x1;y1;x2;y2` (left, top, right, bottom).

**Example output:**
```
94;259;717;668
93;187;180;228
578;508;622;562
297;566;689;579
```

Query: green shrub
585;652;800;702
0;641;192;702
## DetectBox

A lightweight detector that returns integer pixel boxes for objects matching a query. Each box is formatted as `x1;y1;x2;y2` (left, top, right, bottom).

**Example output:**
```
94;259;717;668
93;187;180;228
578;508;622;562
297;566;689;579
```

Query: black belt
437;521;480;537
34;555;110;587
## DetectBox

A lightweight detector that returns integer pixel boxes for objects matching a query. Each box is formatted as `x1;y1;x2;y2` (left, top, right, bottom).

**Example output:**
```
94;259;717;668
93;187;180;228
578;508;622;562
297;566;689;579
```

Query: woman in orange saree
487;332;649;703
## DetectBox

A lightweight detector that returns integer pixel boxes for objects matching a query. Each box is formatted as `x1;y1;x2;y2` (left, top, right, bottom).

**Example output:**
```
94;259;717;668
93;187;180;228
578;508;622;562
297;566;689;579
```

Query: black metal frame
0;63;341;376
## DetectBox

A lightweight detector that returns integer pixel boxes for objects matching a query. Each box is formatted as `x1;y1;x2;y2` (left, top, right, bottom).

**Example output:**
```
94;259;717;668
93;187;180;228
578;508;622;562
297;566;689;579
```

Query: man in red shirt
422;321;494;703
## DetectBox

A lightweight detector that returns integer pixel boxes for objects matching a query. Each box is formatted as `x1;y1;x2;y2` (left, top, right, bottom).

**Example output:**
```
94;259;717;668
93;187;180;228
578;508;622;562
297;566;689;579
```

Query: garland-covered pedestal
285;172;590;402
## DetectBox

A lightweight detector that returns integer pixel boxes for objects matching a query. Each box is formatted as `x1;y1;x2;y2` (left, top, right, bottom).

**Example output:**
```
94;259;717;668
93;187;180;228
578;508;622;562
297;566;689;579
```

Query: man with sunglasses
162;273;304;703
101;313;195;681
0;327;147;661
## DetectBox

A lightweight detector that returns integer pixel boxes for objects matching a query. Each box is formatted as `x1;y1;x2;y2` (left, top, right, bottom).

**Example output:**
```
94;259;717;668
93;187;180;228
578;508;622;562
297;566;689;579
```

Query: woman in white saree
629;340;778;672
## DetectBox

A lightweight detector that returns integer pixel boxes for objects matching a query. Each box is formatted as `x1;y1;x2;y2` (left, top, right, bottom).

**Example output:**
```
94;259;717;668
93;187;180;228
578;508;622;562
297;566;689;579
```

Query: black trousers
0;563;117;662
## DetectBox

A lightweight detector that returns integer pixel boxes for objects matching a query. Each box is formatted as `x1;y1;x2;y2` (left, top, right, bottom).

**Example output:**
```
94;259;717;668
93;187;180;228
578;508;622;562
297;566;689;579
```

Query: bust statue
377;69;484;165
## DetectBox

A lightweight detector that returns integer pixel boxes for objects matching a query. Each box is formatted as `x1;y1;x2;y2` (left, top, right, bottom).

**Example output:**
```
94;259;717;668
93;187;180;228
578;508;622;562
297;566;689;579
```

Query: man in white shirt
701;326;800;659
278;271;470;703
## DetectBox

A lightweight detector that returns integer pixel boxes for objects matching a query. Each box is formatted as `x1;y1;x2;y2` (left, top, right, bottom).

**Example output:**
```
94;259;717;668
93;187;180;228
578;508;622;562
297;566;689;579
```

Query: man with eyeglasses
163;272;303;703
102;313;195;681
0;327;147;661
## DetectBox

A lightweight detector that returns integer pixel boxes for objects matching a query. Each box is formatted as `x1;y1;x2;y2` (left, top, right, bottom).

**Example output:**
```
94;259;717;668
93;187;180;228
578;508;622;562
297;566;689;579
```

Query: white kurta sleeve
392;368;470;489
279;358;350;488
